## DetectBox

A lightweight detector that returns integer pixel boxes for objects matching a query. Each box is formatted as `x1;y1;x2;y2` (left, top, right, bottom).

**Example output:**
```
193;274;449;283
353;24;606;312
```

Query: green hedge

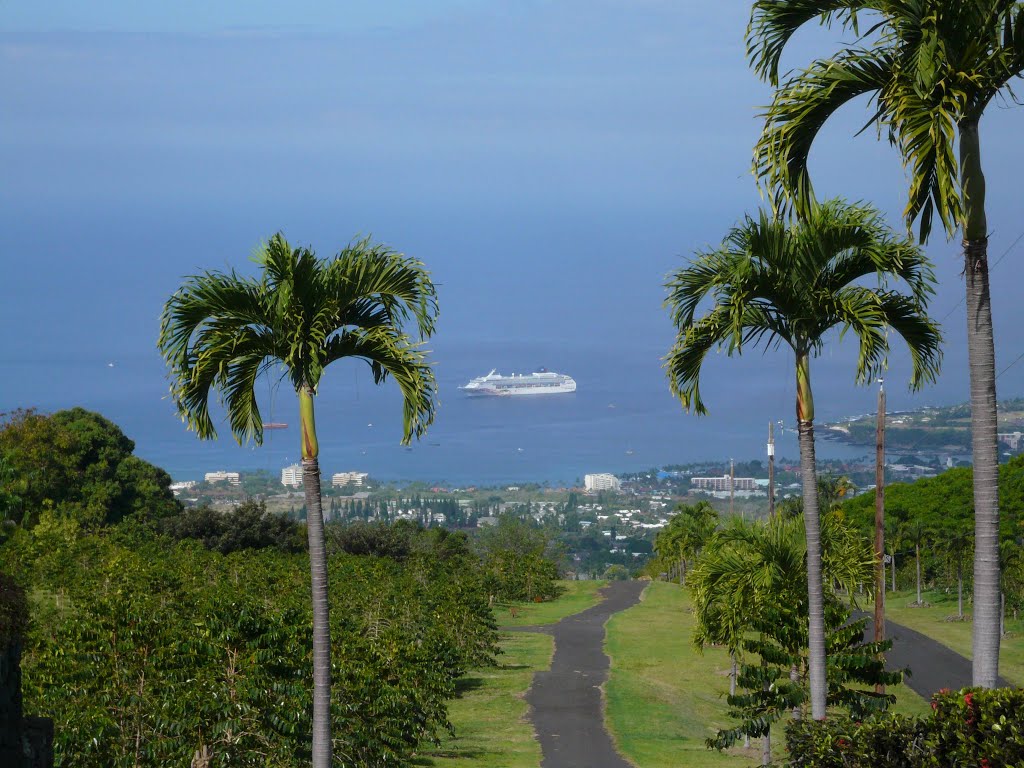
785;688;1024;767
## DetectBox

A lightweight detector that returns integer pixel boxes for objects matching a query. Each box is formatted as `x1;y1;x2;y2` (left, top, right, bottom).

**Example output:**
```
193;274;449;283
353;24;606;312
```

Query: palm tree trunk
960;118;1001;688
300;385;332;768
957;559;964;619
796;352;827;719
921;540;929;606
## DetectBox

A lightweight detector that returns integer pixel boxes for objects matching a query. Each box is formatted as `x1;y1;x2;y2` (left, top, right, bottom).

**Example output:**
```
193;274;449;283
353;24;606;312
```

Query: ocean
2;336;897;487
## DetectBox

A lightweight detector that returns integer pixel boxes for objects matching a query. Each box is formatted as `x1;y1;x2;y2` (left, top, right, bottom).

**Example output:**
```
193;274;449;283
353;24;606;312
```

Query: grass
416;580;606;767
497;579;606;628
884;587;1024;686
414;631;551;767
604;582;932;768
604;581;775;768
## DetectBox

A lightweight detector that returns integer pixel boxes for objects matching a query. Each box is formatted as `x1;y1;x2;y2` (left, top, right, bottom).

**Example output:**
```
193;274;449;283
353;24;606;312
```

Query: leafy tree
666;200;941;717
0;408;179;527
748;0;1024;689
692;514;879;761
472;517;562;603
160;499;305;554
158;233;438;768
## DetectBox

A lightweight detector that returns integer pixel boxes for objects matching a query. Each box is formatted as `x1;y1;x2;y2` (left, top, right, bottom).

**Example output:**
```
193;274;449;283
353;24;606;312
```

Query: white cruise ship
460;369;577;396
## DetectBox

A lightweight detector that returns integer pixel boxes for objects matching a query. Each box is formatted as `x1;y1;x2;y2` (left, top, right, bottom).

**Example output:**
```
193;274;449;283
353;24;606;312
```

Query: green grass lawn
497;579;606;628
604;581;931;768
416;581;607;767
884;588;1024;686
414;631;551;768
604;581;775;768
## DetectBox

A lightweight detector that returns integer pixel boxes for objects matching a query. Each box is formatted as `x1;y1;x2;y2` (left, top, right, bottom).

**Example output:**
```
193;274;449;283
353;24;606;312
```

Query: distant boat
262;422;288;430
460;369;576;396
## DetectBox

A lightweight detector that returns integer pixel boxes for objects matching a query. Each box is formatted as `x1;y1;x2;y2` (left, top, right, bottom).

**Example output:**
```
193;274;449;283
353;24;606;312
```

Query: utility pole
874;379;886;693
768;422;776;519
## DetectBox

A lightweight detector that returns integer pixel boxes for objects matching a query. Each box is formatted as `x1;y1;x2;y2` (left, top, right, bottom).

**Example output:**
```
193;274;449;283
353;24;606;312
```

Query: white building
332;471;369;489
204;471;240;485
690;475;758;492
585;473;620;492
281;464;303;488
169;480;197;495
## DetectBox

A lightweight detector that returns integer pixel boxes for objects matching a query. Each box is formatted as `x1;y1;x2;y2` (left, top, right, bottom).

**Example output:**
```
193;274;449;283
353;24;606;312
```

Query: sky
2;1;1024;442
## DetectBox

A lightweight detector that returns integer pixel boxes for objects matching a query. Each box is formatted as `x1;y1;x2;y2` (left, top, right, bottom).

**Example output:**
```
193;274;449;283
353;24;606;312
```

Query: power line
940;229;1024;322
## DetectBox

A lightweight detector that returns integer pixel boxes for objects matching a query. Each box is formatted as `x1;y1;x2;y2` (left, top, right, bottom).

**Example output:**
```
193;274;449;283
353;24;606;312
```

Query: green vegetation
158;233;441;768
419;581;606;767
415;632;550;768
665;198;942;718
749;0;1024;692
786;688;1024;767
498;579;605;628
0;408;179;530
605;582;766;767
0;490;572;768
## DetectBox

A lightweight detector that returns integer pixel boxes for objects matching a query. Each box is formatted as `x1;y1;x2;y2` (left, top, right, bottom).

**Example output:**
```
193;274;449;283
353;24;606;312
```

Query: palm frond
747;0;875;85
755;49;894;217
323;328;437;444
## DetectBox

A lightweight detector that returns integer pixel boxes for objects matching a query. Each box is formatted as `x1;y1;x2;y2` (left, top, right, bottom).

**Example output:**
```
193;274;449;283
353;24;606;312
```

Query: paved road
863;615;1011;697
514;580;646;768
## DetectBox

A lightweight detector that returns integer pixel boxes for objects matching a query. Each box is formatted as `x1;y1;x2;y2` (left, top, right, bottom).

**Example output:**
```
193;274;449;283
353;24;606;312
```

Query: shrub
930;687;1024;768
784;688;1024;767
785;714;928;767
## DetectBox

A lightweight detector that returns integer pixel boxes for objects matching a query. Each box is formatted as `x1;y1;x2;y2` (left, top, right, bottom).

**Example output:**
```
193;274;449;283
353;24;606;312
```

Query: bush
930;687;1024;767
784;688;1024;767
785;714;928;767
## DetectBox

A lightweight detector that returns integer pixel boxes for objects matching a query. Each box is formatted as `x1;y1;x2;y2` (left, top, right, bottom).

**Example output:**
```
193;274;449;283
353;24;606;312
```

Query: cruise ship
460;369;577;396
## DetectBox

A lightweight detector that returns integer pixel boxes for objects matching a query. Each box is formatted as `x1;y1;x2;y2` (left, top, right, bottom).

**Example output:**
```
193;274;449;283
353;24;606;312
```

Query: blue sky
2;1;1023;423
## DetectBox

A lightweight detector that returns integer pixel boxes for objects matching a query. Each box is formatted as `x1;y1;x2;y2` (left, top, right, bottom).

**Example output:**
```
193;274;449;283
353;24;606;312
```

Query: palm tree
158;233;438;768
748;0;1024;689
904;519;934;606
691;513;877;760
665;199;941;718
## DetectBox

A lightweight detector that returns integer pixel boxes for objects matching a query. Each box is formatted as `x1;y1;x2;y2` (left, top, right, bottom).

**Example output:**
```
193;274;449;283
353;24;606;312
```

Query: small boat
262;422;288;430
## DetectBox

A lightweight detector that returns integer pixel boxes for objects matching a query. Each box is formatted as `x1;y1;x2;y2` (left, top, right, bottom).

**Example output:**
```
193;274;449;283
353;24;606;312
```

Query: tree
158;233;438;768
904;519;934;606
0;408;179;527
666;200;941;718
748;0;1024;689
690;513;878;759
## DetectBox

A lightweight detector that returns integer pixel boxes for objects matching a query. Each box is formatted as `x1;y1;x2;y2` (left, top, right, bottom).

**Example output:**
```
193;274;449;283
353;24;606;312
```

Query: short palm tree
748;0;1024;689
158;233;438;768
665;199;941;718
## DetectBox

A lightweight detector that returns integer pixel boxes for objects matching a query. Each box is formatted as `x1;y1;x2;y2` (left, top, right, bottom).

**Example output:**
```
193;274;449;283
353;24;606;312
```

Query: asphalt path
862;614;1012;696
512;580;646;768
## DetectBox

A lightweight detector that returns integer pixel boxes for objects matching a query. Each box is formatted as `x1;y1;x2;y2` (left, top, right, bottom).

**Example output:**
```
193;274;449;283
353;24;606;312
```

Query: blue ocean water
2;337;885;487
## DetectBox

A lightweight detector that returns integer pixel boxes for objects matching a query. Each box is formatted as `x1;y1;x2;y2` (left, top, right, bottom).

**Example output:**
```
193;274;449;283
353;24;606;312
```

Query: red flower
964;693;975;706
837;739;848;749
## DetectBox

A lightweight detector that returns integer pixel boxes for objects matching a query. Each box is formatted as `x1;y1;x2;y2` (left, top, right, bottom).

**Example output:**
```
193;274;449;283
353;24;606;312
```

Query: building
331;471;369;489
281;464;303;488
999;431;1024;451
169;480;197;495
204;471;240;485
690;475;758;492
584;473;620;492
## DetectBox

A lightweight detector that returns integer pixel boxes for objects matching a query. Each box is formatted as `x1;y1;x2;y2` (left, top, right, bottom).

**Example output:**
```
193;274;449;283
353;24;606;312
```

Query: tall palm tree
158;233;438;768
665;199;941;718
904;518;934;606
748;0;1024;689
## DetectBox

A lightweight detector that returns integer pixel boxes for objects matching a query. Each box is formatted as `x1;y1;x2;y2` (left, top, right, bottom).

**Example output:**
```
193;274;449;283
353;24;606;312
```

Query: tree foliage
3;517;498;768
0;408;179;528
